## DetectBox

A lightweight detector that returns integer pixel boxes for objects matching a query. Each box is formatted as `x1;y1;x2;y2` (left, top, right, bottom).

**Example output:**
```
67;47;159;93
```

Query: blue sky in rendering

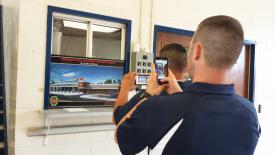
50;63;123;84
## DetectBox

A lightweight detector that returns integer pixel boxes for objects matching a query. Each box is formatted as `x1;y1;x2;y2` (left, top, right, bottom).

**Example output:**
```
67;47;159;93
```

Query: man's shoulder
232;95;258;118
148;92;189;104
137;92;192;113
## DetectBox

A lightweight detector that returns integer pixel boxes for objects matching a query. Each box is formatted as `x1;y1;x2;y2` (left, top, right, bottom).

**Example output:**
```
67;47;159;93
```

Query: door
156;31;192;56
228;45;251;98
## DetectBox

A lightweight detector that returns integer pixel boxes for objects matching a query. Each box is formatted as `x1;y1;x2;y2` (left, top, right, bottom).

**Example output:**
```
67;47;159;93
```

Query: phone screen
155;58;168;84
136;75;149;85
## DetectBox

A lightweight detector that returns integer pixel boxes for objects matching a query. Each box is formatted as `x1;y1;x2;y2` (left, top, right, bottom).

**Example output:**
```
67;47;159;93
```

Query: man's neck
192;68;230;85
174;72;185;81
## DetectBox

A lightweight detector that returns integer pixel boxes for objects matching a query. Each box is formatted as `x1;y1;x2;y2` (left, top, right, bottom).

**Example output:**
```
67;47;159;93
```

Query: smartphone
155;57;168;85
136;75;149;85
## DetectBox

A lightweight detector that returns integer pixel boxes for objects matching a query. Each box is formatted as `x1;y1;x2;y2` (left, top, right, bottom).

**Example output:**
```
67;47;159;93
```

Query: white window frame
52;13;126;60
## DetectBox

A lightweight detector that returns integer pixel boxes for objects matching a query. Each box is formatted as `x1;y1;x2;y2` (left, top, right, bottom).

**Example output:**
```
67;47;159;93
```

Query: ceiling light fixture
63;20;87;30
92;25;119;33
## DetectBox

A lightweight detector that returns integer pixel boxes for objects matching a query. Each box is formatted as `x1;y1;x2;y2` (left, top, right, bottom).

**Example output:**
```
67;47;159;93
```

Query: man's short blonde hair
193;15;244;69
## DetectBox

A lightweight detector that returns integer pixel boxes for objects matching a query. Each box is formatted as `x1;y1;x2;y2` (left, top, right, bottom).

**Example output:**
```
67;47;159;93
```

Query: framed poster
48;56;124;108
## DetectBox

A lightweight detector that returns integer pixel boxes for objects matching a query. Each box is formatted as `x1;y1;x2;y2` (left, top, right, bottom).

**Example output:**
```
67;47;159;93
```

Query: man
159;43;191;94
114;43;190;122
114;15;260;155
159;43;189;81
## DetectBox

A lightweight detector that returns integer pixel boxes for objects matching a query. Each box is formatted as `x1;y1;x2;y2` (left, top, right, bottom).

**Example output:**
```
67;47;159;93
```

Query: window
45;6;131;109
51;13;126;60
52;19;88;57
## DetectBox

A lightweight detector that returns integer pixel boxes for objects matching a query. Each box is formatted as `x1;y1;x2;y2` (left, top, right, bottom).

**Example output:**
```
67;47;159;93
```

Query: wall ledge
27;107;116;140
27;123;115;137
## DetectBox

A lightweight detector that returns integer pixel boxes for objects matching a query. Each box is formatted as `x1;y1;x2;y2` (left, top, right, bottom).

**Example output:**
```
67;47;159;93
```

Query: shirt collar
185;82;235;95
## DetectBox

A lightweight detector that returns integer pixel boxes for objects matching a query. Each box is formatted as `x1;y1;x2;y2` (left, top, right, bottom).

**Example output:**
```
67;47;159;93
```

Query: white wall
9;0;275;155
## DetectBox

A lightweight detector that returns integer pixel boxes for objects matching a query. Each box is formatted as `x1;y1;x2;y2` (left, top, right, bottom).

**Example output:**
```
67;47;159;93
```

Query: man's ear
192;43;202;60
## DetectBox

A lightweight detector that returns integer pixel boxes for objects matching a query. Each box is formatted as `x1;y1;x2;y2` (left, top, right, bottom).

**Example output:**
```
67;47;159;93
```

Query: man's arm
113;64;165;125
114;72;137;110
116;99;152;154
113;89;145;124
114;65;183;154
113;72;137;123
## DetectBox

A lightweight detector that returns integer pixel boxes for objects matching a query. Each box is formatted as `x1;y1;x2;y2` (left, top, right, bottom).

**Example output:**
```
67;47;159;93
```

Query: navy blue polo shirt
114;82;260;155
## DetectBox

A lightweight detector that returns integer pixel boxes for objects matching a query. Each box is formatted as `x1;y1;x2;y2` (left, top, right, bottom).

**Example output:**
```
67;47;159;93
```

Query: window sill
27;107;115;138
27;123;115;137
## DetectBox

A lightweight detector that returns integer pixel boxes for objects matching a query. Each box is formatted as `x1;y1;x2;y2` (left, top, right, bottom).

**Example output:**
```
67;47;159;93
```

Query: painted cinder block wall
3;0;275;155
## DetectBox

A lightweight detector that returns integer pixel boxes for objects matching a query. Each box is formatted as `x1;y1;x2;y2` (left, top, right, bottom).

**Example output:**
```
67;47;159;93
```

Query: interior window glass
92;25;122;60
52;18;88;57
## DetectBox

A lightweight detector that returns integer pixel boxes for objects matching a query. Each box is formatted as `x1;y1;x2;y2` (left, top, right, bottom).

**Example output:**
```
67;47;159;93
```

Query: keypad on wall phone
130;52;154;82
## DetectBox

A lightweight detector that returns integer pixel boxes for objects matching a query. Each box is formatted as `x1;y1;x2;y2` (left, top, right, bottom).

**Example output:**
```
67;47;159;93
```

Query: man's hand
120;72;137;91
161;69;183;94
146;64;166;96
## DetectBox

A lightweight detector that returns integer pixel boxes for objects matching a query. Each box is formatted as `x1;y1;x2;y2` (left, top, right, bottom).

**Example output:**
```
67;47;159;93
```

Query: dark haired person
159;43;191;95
114;15;260;155
160;43;188;81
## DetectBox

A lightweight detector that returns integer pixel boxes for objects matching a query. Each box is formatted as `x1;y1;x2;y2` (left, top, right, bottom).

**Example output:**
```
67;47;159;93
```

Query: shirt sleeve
114;90;145;125
116;99;152;155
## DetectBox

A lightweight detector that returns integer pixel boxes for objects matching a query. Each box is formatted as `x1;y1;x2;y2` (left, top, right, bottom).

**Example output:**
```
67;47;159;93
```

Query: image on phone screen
155;57;168;84
136;75;149;85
